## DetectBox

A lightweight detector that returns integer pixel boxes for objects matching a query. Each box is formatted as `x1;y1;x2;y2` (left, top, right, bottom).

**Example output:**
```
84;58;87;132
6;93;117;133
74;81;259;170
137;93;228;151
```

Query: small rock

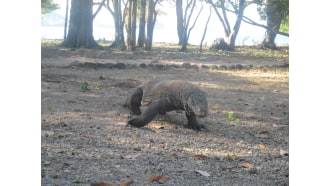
195;170;210;177
113;62;126;69
139;63;147;68
280;149;289;156
182;62;192;68
249;168;258;174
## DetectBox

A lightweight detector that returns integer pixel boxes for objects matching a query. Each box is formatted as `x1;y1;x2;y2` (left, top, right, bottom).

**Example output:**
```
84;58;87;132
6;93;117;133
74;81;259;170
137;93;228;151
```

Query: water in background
41;26;288;46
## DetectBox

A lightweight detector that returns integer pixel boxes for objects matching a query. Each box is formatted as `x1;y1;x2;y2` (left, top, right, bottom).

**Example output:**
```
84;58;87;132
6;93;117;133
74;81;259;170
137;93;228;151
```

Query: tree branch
242;16;289;37
209;0;230;36
93;0;106;19
188;4;203;39
218;2;289;37
221;1;231;34
104;0;114;16
200;6;212;52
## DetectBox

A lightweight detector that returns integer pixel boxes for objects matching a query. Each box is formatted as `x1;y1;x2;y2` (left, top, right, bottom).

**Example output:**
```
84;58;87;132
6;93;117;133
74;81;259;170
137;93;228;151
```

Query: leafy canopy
41;0;60;14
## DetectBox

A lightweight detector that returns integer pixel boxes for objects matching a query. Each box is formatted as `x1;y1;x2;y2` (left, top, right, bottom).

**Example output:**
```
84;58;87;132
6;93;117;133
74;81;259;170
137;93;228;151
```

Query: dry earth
41;45;289;186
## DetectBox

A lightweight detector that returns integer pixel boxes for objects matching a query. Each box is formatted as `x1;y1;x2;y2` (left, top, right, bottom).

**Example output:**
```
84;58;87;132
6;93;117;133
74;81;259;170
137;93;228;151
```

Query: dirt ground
41;44;289;186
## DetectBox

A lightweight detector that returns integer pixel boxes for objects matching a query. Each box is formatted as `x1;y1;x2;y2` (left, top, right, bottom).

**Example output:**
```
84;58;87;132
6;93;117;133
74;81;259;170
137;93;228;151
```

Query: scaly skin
125;79;208;130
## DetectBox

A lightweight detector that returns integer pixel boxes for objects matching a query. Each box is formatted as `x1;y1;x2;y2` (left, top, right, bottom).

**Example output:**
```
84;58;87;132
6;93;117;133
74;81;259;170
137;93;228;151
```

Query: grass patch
80;82;90;92
224;111;241;124
48;104;55;111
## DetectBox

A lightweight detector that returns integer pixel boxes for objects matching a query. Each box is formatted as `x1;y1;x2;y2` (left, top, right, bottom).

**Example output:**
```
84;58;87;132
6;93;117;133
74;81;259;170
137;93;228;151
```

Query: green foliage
279;15;289;33
41;0;60;14
256;0;289;34
225;111;235;121
90;81;100;89
80;81;101;92
48;104;55;111
81;82;90;92
225;111;241;124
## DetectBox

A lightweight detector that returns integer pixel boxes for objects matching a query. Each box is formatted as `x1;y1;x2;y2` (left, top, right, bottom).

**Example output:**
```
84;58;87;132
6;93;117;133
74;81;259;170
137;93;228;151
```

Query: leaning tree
208;0;254;51
61;0;99;48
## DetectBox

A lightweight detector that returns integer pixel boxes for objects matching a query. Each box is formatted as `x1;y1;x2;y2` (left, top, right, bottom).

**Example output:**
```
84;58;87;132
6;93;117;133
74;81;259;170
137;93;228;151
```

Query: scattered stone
211;65;219;70
147;63;154;68
113;62;126;69
219;65;227;70
201;64;209;69
70;60;83;67
182;62;192;69
192;64;199;70
170;64;181;68
235;64;243;69
139;63;147;68
155;63;166;70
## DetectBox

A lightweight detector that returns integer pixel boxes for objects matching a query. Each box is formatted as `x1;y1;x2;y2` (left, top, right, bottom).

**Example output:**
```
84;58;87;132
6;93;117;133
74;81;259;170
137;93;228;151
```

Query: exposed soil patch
41;45;289;186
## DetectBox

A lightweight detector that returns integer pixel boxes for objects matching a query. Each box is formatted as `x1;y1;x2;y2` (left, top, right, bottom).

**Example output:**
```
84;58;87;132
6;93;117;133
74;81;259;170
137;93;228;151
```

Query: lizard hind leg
128;98;173;128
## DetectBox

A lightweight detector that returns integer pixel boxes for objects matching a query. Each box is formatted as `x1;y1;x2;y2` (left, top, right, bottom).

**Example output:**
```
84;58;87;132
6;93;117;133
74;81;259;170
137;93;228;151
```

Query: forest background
41;0;288;47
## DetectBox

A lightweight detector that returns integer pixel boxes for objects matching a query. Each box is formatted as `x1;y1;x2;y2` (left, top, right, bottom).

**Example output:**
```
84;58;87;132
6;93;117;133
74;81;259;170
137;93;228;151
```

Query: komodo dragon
125;79;208;130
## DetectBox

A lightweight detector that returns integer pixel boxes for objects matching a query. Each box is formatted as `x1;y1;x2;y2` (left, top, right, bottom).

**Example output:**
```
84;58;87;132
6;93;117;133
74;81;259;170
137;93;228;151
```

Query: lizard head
186;91;208;117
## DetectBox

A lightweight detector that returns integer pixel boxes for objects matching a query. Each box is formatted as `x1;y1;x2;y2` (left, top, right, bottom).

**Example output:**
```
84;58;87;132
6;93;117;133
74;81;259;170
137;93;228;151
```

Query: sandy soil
41;45;289;186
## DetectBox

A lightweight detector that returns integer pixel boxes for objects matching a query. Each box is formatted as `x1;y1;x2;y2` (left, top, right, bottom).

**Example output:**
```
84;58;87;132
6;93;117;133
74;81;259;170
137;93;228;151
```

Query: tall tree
259;0;289;49
138;0;147;47
145;0;159;51
127;0;133;51
126;0;138;51
208;0;253;51
176;0;203;52
176;0;184;45
61;0;99;48
111;0;126;49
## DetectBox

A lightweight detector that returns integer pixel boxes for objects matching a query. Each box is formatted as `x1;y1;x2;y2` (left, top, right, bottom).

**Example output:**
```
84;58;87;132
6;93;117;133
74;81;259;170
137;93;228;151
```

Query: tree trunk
178;0;202;52
145;0;157;51
176;0;184;45
126;0;137;51
131;0;137;50
261;28;278;49
63;0;69;40
138;0;146;47
110;0;126;49
127;0;132;51
61;0;99;48
226;0;244;51
261;0;283;49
